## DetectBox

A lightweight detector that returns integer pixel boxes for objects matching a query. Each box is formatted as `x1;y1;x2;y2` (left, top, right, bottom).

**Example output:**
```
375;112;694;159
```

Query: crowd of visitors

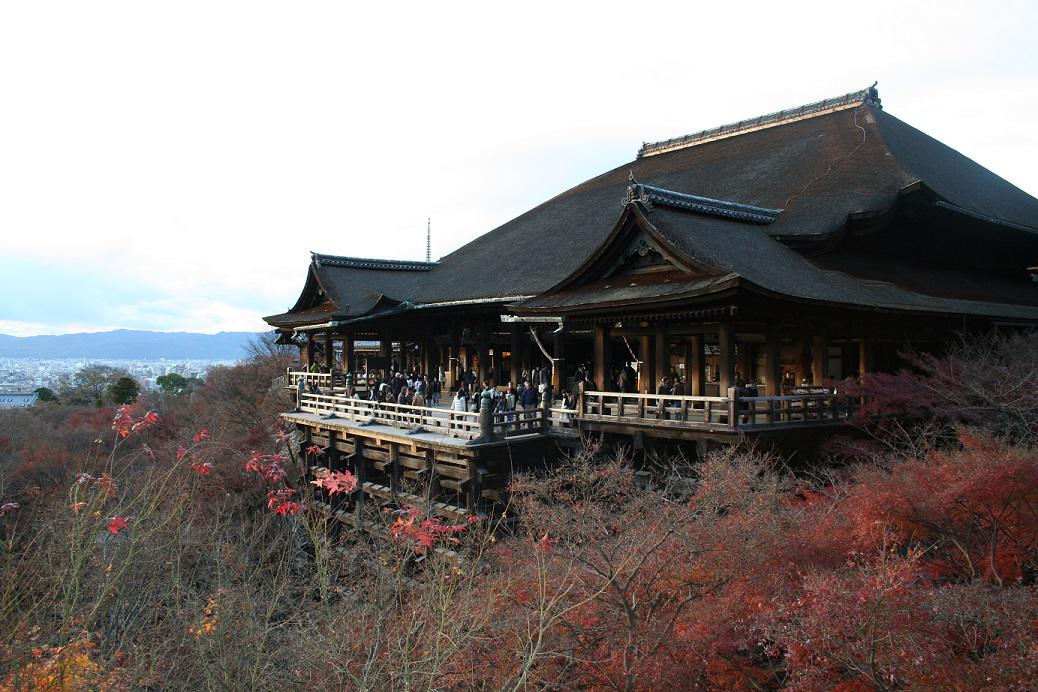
360;370;443;408
349;368;565;418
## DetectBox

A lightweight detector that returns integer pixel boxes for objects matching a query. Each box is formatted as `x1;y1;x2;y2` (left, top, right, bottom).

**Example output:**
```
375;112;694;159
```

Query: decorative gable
547;202;719;294
606;229;702;278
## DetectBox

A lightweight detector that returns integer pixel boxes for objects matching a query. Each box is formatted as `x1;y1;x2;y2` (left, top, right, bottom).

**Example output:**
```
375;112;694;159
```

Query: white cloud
1;0;1036;336
0;321;122;338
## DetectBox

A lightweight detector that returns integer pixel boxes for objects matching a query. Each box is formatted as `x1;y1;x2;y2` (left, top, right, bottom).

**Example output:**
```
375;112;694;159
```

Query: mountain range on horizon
0;329;266;360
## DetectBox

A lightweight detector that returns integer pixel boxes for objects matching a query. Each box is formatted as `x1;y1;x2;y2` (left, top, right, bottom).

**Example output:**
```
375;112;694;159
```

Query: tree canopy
58;364;127;406
156;373;191;396
106;377;140;405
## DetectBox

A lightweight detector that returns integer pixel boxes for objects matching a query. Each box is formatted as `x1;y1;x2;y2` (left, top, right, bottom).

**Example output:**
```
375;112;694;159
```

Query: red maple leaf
266;489;301;516
191;461;214;475
193;429;210;443
107;516;129;535
244;451;267;473
535;532;557;553
262;462;287;483
311;469;358;496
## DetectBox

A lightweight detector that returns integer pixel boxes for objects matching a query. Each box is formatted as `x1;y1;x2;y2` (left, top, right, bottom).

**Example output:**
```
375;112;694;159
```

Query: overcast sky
1;1;1036;337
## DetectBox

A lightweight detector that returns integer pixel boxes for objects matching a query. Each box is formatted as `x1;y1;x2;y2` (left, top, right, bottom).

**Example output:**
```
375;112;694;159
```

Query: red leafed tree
501;448;730;690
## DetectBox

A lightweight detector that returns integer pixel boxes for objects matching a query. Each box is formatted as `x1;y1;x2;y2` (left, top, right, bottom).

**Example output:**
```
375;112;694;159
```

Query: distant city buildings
0;357;237;402
0;391;37;409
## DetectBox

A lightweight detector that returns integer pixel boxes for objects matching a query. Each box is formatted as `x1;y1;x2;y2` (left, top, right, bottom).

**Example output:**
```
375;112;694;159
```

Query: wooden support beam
795;337;809;384
477;326;490;385
421;330;435;377
305;337;315;368
510;323;521;386
765;331;782;396
342;335;353;374
736;337;750;384
326;430;341;510
324;333;334;370
425;449;439;502
594;324;610;392
467;461;481;512
718;323;735;392
857;336;871;378
378;335;391;378
655;326;668;386
689;335;704;396
447;325;460;389
638;335;652;393
552;326;565;391
353;438;366;530
389;442;401;496
812;334;826;385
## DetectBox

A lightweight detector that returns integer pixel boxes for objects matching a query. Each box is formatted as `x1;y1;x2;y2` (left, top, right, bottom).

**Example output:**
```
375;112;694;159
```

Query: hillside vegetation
0;335;1036;690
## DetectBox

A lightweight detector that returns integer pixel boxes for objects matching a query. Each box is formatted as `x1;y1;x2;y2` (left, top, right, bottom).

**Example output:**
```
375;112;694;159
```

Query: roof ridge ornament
637;83;882;158
622;183;782;224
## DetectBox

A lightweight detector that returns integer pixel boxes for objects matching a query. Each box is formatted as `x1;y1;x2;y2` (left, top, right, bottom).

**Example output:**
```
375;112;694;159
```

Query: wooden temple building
264;85;1038;517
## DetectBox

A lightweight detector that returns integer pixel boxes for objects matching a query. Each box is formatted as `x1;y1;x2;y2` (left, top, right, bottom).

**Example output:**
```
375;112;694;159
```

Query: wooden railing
296;391;545;441
287;370;333;389
291;388;850;440
578;388;851;432
285;370;377;395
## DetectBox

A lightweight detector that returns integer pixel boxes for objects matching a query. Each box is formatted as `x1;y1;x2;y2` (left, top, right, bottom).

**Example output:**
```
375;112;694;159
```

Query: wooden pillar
342;335;353;373
594;324;610;391
326;430;341;509
352;438;366;530
324;333;334;370
509;324;521;385
654;326;668;385
795;337;809;384
305;336;315;367
812;335;826;385
421;330;435;377
718;323;735;393
552;326;565;391
389;442;401;495
689;335;704;395
447;325;460;389
765;331;782;396
477;326;490;386
638;335;652;393
467;461;482;513
378;336;391;378
857;336;870;378
425;449;439;502
519;328;531;382
736;337;750;383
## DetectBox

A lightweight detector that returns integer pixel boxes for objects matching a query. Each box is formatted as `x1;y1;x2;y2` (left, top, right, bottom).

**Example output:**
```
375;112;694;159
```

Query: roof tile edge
637;83;882;159
312;252;439;271
624;180;782;224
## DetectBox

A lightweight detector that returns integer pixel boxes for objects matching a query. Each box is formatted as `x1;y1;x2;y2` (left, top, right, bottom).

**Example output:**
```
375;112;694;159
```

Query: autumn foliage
0;334;1037;689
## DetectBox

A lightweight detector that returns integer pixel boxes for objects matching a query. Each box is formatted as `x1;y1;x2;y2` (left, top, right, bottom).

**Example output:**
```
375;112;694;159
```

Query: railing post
541;386;552;433
727;386;739;431
322;394;338;420
475;390;495;442
294;376;305;413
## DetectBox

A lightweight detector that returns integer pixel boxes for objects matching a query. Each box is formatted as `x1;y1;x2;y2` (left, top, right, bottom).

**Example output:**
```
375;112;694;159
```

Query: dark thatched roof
265;88;1038;328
